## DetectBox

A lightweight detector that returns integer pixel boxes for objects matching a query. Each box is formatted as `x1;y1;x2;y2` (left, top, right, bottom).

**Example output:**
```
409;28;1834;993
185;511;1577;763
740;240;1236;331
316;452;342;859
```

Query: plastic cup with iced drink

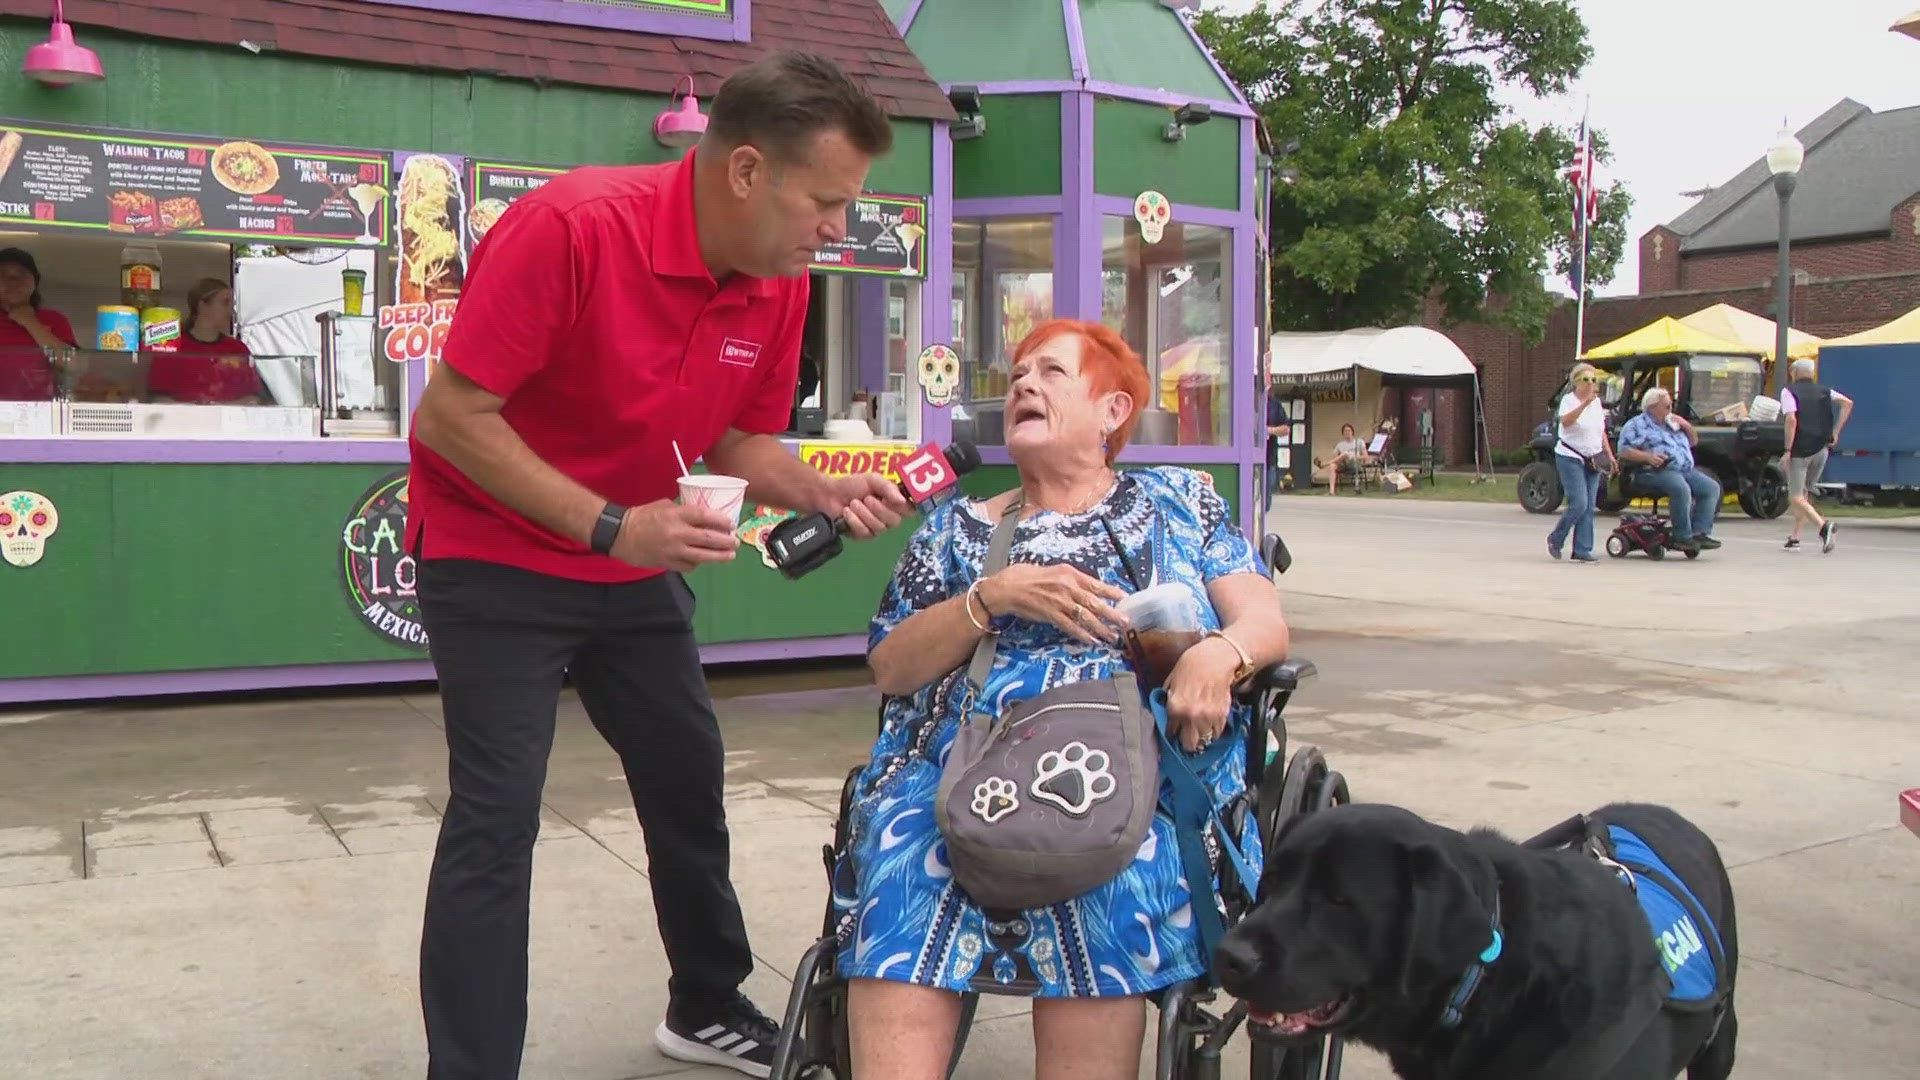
1117;583;1204;690
676;474;750;531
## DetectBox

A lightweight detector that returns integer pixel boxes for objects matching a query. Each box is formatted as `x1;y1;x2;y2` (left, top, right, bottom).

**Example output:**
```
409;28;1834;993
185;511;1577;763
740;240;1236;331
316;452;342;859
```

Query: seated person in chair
841;319;1291;1079
1617;387;1722;554
1320;422;1372;494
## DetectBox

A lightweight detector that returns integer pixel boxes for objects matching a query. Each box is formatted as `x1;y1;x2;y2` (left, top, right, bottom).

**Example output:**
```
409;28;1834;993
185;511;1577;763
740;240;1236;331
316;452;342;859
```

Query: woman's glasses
1575;376;1602;385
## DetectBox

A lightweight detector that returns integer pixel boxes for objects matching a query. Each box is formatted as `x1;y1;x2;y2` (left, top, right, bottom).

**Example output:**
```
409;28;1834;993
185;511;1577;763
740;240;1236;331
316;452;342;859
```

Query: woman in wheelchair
838;319;1293;1078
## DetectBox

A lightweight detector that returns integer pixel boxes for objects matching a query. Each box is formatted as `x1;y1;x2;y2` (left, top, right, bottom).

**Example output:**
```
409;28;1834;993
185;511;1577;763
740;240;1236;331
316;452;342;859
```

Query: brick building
1425;99;1920;462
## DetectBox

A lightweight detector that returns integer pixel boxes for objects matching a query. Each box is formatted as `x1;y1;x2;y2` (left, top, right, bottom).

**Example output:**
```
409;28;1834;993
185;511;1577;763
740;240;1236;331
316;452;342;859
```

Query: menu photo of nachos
211;141;280;196
397;154;464;305
157;196;203;234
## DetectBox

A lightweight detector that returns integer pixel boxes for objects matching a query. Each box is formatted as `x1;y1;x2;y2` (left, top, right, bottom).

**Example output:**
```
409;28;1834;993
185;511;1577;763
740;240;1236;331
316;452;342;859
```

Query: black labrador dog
1217;802;1738;1080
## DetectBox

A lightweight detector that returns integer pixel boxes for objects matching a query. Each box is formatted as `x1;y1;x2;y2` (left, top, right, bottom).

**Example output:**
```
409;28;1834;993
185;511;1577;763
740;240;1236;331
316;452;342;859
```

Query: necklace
1025;470;1116;516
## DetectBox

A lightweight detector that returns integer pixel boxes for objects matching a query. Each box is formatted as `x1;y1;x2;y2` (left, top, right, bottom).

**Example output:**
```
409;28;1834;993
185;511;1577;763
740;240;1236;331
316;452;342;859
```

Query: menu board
811;193;928;278
0;120;390;246
466;161;568;251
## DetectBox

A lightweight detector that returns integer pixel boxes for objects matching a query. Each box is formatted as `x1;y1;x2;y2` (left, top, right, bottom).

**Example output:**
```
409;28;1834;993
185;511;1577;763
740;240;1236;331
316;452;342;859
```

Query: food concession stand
1;0;1268;705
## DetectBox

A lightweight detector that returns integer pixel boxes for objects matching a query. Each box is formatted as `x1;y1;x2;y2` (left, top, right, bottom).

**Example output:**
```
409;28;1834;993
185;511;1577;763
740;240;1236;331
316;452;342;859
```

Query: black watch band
589;502;627;556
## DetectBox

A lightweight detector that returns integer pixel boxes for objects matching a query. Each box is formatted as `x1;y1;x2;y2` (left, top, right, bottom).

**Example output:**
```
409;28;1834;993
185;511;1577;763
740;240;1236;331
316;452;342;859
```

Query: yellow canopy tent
1819;305;1920;349
1580;317;1758;360
1677;303;1823;361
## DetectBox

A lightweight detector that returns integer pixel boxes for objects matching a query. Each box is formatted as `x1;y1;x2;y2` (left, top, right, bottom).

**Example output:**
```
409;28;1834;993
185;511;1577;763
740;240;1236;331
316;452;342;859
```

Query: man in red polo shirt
406;53;906;1080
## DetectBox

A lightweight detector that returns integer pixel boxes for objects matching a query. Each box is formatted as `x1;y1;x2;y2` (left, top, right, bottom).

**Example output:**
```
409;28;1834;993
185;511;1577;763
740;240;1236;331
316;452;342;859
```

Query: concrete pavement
1;494;1915;1078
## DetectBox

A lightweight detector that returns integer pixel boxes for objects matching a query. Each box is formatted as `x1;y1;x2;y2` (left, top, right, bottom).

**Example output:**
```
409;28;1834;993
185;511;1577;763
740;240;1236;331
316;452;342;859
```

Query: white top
1780;387;1798;414
1555;393;1606;459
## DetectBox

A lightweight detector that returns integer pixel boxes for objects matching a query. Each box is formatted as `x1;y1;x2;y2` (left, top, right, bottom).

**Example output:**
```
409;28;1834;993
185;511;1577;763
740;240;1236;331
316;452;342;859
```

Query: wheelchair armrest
1261;533;1293;576
1233;657;1315;703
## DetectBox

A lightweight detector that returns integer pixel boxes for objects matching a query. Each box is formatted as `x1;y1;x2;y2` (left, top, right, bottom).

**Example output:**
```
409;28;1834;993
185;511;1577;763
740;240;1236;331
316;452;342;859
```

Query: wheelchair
769;535;1354;1080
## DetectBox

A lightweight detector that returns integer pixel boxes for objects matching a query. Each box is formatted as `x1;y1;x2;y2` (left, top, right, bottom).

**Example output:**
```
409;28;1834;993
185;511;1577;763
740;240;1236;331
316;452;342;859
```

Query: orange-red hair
1010;319;1151;462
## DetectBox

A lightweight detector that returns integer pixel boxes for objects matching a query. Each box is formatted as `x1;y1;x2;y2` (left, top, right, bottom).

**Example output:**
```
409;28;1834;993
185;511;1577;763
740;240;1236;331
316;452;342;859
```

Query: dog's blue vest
1604;825;1726;1008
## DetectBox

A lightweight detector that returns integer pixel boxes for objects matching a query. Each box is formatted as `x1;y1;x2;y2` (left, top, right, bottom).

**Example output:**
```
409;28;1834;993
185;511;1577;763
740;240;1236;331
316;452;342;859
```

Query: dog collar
1438;893;1504;1030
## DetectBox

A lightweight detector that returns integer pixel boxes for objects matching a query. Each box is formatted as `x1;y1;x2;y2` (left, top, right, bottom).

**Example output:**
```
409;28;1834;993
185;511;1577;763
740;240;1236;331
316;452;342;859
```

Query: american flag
1565;115;1599;297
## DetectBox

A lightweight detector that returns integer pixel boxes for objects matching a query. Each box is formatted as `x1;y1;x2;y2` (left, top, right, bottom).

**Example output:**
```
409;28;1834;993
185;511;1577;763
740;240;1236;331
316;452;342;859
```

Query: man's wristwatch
1206;628;1255;683
589;502;628;556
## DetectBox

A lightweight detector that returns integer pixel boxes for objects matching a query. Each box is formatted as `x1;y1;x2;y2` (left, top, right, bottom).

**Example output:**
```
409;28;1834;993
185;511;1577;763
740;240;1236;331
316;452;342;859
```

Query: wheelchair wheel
1605;534;1627;558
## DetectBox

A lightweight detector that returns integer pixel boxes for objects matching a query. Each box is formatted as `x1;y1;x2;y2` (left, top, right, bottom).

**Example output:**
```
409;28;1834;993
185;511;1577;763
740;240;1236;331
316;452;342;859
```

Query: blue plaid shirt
1619;412;1695;472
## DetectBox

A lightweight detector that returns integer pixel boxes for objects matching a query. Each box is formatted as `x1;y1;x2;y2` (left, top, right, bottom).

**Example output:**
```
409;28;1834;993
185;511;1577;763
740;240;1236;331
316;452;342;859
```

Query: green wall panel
1094;102;1241;211
952;95;1063;200
686;528;909;643
907;0;1072;85
866;121;934;195
1079;0;1236;102
0;23;934;191
0;462;918;681
0;463;419;679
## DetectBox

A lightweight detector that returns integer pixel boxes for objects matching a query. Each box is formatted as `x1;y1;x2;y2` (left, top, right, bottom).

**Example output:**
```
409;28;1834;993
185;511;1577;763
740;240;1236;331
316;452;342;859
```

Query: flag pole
1572;101;1592;363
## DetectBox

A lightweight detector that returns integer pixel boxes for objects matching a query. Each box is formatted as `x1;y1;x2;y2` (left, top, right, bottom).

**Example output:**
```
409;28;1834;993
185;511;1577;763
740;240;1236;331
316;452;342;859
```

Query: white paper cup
677;474;749;529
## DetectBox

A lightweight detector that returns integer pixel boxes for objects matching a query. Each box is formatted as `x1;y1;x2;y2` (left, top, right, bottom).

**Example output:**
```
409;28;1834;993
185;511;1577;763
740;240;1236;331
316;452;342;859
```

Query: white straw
672;440;691;478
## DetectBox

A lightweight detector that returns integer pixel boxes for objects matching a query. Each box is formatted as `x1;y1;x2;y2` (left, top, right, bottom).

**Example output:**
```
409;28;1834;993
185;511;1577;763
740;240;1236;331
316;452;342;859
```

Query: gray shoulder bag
933;499;1159;911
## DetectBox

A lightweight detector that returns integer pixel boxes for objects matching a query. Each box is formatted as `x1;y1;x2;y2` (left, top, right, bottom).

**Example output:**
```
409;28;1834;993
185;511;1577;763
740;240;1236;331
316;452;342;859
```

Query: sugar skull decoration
1134;190;1171;244
917;343;960;407
0;490;59;568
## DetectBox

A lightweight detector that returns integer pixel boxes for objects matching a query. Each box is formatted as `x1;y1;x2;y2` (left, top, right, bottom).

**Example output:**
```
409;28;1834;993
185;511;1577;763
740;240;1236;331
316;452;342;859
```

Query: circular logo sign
340;469;428;650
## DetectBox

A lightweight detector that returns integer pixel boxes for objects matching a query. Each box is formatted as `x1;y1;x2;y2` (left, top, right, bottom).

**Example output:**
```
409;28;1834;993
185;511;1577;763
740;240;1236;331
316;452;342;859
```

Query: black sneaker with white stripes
654;993;787;1078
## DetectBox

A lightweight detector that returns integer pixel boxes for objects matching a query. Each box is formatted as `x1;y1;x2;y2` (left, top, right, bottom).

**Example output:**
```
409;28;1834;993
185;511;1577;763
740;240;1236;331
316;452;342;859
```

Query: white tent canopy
1268;326;1477;379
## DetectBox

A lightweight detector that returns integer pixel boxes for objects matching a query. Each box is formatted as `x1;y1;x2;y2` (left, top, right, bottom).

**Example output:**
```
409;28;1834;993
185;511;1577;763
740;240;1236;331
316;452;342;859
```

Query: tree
1196;0;1631;340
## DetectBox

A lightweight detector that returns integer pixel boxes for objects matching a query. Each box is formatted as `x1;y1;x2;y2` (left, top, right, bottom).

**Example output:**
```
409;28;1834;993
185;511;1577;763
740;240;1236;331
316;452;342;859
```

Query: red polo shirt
149;334;263;403
406;151;806;583
0;307;77;401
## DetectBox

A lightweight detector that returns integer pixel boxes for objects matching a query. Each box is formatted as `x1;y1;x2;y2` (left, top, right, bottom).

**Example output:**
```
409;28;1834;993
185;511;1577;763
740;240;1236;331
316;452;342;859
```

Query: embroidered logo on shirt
718;338;762;368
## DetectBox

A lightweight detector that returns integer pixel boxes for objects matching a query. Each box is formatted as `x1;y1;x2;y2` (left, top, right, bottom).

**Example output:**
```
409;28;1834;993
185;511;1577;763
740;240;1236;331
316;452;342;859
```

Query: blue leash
1149;689;1260;980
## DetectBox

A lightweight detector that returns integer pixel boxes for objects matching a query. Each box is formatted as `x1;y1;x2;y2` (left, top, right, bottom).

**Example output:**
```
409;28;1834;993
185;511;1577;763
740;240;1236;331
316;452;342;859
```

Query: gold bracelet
964;580;998;635
1206;628;1254;681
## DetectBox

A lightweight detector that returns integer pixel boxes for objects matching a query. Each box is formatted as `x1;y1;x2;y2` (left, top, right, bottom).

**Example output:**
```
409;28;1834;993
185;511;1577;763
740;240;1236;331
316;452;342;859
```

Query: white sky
1203;1;1920;294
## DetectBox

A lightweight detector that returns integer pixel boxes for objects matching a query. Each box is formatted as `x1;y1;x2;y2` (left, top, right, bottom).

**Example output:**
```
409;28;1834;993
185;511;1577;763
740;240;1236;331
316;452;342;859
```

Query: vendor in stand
148;277;266;404
0;247;78;401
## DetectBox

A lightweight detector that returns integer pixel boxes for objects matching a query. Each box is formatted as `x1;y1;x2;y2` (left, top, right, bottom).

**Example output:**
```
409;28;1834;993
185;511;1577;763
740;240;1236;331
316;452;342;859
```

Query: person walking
1779;357;1853;553
1264;389;1291;504
1547;363;1615;563
405;52;908;1080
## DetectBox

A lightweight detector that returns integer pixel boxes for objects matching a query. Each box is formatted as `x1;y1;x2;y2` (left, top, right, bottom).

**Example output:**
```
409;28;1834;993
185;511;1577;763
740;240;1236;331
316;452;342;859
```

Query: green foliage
1197;0;1632;341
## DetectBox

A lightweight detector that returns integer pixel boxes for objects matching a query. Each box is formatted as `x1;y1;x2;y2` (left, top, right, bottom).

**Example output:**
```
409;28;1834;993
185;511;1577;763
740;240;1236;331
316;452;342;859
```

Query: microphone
766;441;981;580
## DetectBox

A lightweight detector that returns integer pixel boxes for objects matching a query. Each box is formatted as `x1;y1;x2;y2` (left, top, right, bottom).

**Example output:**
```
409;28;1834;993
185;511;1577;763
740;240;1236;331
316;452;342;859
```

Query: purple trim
1080;81;1252;118
1171;4;1252;110
1231;222;1259;539
898;0;930;33
350;0;749;42
1069;94;1101;319
946;81;1253;119
704;634;869;663
1091;195;1248;229
4;439;411;464
0;635;872;705
1237;122;1260;537
953;196;1064;217
977;445;1243;466
857;279;889;394
1062;0;1090;81
0;661;437;706
925;121;955;447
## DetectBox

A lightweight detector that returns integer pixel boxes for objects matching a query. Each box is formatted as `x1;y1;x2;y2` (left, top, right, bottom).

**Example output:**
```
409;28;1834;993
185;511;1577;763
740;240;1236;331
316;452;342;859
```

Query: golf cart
1516;351;1789;519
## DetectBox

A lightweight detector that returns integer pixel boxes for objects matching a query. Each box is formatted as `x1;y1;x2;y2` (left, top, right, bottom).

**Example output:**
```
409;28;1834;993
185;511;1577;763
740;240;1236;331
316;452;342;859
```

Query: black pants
416;558;752;1080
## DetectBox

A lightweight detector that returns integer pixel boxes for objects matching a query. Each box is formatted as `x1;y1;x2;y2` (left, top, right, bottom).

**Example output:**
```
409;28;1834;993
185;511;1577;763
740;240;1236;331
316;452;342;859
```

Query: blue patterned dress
831;466;1267;998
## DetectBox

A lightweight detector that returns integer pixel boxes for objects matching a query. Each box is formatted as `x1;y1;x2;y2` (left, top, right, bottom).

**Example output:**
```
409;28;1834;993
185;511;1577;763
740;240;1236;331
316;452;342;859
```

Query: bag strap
1150;689;1259;983
965;496;1024;692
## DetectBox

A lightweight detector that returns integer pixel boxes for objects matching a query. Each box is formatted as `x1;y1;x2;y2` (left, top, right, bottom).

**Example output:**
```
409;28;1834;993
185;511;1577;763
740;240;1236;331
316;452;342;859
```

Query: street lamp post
1766;126;1804;395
